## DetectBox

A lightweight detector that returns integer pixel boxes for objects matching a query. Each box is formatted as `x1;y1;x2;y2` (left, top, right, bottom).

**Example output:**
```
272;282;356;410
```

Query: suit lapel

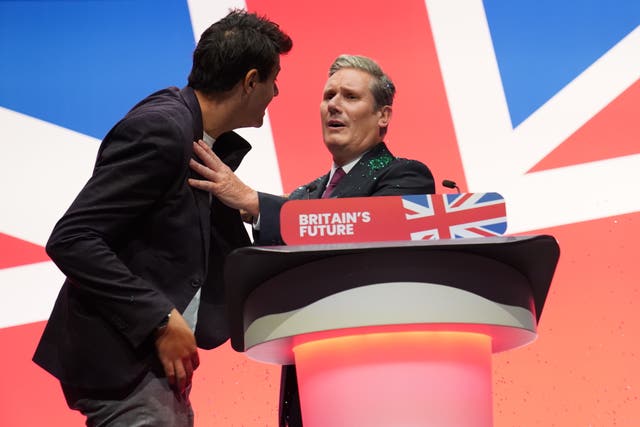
188;133;252;268
310;175;329;199
190;165;211;269
180;86;212;268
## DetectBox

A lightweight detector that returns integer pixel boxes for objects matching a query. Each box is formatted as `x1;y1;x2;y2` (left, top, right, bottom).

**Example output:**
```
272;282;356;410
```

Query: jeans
63;370;194;427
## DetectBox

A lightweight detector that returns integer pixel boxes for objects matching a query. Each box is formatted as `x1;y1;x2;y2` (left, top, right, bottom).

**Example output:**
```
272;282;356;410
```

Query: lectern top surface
224;235;560;351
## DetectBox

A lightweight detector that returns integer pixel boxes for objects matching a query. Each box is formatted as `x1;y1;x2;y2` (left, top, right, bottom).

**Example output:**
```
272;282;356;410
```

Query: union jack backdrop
1;0;638;426
403;193;507;240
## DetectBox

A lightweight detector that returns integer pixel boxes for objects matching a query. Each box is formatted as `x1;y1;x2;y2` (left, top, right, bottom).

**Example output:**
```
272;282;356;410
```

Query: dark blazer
256;142;435;246
33;86;252;390
254;142;435;427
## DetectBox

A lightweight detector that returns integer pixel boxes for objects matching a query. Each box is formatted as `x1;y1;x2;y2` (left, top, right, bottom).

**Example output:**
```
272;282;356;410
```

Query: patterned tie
321;167;346;198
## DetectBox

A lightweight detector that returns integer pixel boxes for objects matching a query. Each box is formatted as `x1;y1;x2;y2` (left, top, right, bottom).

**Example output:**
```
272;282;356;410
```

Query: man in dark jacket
189;54;435;427
33;10;292;427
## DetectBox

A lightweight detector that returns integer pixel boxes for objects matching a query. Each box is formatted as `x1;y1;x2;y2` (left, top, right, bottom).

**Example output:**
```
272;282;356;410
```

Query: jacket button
191;279;201;288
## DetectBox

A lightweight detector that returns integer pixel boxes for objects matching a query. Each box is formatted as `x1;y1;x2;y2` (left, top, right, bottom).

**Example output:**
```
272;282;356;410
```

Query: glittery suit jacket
255;141;436;246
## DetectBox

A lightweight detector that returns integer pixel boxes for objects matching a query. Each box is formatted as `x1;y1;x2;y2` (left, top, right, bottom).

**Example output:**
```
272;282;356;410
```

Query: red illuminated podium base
225;237;559;427
294;329;492;427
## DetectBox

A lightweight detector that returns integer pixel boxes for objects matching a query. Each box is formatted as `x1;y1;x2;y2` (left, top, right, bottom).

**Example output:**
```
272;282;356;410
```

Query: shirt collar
328;154;363;180
202;132;215;149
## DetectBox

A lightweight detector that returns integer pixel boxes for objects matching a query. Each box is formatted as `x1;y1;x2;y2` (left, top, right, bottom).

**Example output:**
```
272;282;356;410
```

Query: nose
326;95;340;113
273;82;279;97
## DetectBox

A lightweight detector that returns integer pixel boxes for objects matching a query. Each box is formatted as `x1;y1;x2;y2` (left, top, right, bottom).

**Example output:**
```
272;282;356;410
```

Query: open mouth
327;119;345;128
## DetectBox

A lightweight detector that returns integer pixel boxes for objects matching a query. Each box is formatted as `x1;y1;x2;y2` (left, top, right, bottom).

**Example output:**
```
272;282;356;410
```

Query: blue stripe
403;194;431;208
484;0;640;127
477;192;504;203
0;0;194;139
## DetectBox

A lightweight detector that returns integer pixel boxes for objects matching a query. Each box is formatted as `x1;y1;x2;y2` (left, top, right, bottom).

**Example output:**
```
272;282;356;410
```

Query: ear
243;69;259;93
377;105;392;130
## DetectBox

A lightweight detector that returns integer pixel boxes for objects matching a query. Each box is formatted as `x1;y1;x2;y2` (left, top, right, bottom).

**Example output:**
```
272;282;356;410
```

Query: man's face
245;61;281;128
320;68;389;165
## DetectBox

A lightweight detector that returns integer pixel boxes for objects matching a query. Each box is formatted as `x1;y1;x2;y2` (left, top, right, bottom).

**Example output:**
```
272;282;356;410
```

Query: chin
323;133;347;146
323;140;348;156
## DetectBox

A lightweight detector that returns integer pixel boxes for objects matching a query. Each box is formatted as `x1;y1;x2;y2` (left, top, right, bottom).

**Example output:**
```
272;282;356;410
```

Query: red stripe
529;79;640;172
464;227;496;237
449;193;474;208
0;233;49;269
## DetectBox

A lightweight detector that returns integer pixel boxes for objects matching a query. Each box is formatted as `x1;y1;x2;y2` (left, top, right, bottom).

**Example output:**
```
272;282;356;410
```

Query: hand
188;140;260;217
239;208;254;224
154;309;200;397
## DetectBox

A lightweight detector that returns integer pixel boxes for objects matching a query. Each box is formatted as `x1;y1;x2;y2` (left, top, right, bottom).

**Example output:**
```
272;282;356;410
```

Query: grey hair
328;54;396;109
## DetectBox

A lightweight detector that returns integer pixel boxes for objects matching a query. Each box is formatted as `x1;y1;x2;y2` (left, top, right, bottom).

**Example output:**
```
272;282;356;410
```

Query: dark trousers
62;369;193;427
279;364;303;427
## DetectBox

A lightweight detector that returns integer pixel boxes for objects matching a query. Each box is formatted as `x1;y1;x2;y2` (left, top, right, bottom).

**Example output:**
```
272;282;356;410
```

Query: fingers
189;140;225;186
187;176;211;192
188;156;218;192
192;140;223;169
174;359;188;395
195;138;214;155
161;358;176;387
239;208;254;224
189;159;215;180
172;353;198;397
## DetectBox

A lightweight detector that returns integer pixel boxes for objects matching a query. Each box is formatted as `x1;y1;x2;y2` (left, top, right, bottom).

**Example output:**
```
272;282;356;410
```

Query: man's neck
194;89;241;138
332;142;381;167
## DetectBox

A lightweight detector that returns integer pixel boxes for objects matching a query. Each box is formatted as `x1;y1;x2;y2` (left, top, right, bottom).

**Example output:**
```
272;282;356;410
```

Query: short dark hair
188;10;292;94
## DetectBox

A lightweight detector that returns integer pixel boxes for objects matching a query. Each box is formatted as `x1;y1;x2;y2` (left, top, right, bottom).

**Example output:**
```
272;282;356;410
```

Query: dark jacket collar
357;142;393;167
180;86;251;171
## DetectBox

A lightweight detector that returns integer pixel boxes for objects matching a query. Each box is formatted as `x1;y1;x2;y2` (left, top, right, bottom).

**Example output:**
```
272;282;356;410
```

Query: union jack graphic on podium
402;193;507;240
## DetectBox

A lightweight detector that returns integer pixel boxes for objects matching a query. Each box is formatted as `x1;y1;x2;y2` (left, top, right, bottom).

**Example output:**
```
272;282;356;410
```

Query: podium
225;236;560;427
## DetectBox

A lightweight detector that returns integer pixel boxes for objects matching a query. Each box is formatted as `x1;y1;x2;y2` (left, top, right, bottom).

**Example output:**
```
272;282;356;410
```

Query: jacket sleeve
253;192;288;245
45;111;184;348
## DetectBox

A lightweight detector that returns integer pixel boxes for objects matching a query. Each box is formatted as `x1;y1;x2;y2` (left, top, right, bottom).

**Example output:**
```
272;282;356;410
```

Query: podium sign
281;192;507;245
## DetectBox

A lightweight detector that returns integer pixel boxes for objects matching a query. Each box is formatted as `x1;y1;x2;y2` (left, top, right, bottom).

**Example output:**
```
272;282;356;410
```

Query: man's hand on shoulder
188;140;260;217
154;308;199;398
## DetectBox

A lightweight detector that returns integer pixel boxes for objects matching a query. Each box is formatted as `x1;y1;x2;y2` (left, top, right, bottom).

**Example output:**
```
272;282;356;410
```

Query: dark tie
321;167;346;198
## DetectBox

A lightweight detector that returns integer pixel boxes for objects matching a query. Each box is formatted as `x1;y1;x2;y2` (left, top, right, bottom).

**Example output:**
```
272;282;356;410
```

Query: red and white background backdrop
1;0;638;425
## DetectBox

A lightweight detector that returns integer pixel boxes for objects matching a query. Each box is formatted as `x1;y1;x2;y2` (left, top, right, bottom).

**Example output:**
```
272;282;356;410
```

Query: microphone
306;183;318;199
442;179;460;193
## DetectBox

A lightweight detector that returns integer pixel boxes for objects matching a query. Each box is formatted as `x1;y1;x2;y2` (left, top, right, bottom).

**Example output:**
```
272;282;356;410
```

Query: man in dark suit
32;10;292;427
189;54;435;427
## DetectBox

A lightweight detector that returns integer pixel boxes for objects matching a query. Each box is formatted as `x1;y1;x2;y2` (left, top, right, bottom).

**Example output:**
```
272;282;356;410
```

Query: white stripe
512;27;640;172
0;261;65;328
186;0;248;40
0;107;99;245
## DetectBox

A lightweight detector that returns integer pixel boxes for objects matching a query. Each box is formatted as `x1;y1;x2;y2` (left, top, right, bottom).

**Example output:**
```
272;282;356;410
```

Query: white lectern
225;236;559;427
